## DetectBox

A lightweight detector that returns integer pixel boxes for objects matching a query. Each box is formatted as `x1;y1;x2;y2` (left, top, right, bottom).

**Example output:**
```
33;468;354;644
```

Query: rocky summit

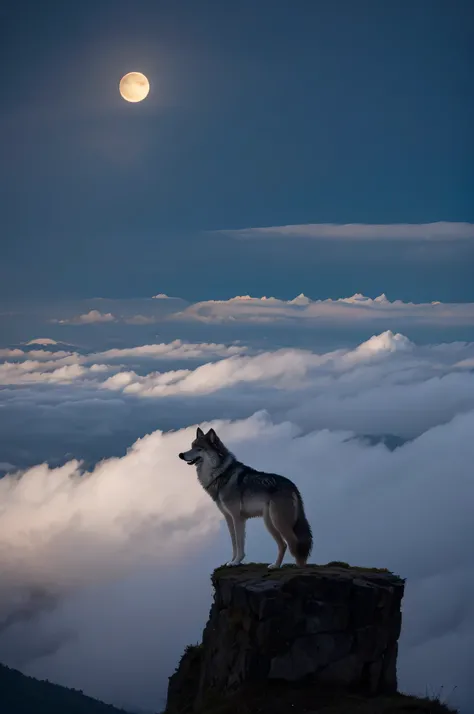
165;563;456;714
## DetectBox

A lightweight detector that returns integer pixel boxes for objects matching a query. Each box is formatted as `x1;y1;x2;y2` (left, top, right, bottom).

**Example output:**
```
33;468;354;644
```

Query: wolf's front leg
223;511;237;565
227;516;245;566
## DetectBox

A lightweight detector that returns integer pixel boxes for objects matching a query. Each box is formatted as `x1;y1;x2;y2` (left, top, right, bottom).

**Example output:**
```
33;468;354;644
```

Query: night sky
1;5;474;712
1;0;473;301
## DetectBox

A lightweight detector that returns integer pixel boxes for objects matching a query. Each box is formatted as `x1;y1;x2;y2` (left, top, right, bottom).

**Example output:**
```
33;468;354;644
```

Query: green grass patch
212;561;402;583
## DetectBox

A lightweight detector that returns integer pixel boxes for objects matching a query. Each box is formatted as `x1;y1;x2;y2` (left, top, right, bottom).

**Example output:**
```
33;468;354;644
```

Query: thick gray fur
179;427;313;568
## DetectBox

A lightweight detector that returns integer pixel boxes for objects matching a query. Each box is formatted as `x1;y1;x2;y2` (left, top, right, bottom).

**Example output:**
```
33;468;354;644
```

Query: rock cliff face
166;563;407;713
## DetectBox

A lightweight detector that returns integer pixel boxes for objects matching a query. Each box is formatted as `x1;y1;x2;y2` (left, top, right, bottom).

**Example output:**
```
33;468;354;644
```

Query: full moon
119;72;150;103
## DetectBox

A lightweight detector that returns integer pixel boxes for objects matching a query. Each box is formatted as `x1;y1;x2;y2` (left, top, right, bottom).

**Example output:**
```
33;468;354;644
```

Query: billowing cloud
2;332;474;442
0;424;221;710
100;347;320;397
0;340;247;375
91;340;247;362
1;323;473;713
0;348;25;358
0;349;78;363
0;361;91;385
0;410;472;712
0;426;220;591
218;221;474;241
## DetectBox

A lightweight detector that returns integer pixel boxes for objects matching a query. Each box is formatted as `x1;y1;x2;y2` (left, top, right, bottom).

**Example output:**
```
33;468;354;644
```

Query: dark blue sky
1;0;473;301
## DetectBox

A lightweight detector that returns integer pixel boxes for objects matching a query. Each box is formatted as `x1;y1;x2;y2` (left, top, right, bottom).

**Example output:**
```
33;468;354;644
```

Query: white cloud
0;411;472;712
0;339;255;399
0;348;25;358
219;221;474;241
100;348;321;397
174;293;474;326
25;338;59;346
2;333;474;442
0;349;77;363
54;310;116;325
91;340;246;362
1;325;474;712
90;334;474;442
0;423;221;710
20;292;474;339
0;362;89;385
346;330;413;358
40;296;191;330
0;426;219;588
27;350;74;360
0;341;248;377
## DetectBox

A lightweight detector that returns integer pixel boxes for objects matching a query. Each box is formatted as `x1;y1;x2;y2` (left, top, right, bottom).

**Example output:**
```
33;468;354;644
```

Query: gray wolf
179;427;313;568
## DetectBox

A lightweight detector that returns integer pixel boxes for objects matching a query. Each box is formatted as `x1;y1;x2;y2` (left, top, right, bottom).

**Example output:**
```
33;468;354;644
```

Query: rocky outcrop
166;562;406;714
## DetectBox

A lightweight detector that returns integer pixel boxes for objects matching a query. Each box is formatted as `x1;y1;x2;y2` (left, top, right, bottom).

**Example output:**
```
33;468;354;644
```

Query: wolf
179;427;313;568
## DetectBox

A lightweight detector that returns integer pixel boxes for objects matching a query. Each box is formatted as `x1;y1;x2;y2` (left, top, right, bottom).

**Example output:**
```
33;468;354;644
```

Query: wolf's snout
178;452;185;460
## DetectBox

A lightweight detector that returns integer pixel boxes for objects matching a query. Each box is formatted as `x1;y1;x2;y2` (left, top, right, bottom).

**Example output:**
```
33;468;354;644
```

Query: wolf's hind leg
263;504;287;569
269;498;305;567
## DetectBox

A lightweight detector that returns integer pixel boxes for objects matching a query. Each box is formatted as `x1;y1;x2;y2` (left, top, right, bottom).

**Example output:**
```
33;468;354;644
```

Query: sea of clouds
0;293;473;713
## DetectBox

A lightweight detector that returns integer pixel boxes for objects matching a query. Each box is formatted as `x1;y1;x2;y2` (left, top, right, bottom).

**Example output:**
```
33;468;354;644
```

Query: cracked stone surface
165;563;405;713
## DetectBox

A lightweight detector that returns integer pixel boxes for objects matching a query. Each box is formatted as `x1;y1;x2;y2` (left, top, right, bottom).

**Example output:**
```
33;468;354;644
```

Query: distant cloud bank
46;292;474;329
173;292;474;326
217;221;474;241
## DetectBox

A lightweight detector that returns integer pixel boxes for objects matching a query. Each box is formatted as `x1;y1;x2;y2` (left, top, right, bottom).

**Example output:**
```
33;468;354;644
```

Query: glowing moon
119;72;150;103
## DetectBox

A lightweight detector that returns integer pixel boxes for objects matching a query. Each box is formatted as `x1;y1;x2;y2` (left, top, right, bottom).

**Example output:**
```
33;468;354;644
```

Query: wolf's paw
226;558;244;567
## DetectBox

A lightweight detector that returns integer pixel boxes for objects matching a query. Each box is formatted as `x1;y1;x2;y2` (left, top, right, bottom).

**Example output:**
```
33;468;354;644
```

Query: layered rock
166;562;405;713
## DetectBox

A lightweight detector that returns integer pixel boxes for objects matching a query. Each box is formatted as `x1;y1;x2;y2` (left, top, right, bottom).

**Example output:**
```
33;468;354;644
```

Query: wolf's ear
207;428;218;444
196;427;204;439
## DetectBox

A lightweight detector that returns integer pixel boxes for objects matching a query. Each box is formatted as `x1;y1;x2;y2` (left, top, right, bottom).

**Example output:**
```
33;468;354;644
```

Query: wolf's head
179;427;228;469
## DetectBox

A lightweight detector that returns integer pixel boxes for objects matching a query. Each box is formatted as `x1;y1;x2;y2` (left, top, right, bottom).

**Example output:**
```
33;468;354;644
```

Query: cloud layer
173;293;474;326
218;221;474;241
2;332;474;462
0;410;472;712
3;294;474;350
1;325;473;712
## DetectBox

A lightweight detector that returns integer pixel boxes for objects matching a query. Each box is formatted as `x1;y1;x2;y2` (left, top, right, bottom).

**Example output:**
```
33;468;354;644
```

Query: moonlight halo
119;72;150;103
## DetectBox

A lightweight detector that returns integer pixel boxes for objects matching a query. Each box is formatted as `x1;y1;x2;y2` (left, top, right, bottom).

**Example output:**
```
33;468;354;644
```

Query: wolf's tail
293;490;313;560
